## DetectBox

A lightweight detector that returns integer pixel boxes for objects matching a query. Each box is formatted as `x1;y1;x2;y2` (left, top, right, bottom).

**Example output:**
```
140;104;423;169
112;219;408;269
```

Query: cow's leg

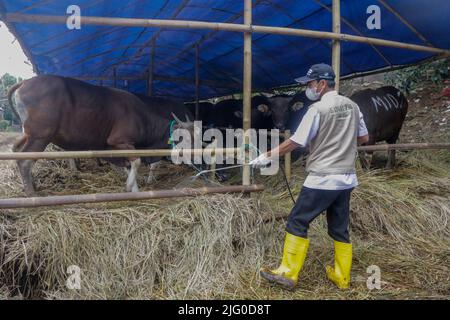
358;151;371;170
146;161;161;184
126;158;141;193
106;137;140;192
386;150;396;170
386;136;399;169
67;159;78;171
12;135;28;152
16;137;49;196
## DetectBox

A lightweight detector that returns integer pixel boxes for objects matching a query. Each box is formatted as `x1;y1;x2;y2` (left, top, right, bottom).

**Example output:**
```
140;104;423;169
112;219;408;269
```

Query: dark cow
267;92;312;132
213;96;272;129
184;101;214;124
185;96;272;130
350;86;408;168
265;92;312;161
8;75;194;195
267;87;408;168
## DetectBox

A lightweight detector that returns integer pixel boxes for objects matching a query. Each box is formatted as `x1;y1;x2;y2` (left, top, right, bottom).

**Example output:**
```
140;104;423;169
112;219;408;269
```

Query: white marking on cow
14;91;29;129
371;96;388;112
386;93;399;109
371;94;402;113
147;161;160;184
126;158;141;192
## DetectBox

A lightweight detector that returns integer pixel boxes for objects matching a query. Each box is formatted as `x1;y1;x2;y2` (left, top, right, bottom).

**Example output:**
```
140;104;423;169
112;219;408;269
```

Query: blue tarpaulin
1;0;449;100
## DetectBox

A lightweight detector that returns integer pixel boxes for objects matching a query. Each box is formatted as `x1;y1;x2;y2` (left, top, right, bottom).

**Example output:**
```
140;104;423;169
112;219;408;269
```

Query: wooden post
242;0;252;186
148;39;155;96
195;44;200;120
284;129;291;181
332;0;341;91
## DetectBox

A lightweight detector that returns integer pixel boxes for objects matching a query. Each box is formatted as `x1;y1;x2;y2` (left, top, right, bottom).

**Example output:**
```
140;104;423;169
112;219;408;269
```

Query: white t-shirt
290;91;368;190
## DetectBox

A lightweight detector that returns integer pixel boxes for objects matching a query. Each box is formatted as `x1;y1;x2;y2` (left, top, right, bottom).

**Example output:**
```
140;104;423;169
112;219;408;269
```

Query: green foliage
0;73;21;125
1;73;18;88
0;120;10;132
384;58;449;94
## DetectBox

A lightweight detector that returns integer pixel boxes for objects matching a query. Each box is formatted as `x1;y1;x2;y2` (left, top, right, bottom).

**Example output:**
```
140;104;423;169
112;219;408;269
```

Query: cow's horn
185;114;192;123
172;112;190;129
172;112;184;125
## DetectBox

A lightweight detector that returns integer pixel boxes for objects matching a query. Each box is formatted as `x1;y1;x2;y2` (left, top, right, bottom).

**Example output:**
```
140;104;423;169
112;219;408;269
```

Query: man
251;63;369;290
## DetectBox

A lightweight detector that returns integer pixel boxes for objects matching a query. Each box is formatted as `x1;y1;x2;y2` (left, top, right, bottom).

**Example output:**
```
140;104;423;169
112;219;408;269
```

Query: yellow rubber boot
326;241;352;289
260;233;310;290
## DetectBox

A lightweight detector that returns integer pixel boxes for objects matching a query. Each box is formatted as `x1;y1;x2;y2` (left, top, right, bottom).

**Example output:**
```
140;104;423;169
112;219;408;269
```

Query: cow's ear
291;102;304;111
257;104;270;113
234;111;243;118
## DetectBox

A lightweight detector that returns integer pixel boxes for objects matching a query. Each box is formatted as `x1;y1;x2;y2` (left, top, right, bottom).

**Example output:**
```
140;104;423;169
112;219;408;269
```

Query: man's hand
249;153;272;168
357;134;369;146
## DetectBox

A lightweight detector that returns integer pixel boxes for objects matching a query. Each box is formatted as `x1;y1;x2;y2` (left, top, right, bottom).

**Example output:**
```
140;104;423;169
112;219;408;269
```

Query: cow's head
267;95;295;131
233;96;272;126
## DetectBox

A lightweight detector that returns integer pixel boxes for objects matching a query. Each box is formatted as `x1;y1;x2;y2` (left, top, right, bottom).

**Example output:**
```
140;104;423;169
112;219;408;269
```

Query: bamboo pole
2;143;448;162
4;13;449;55
284;129;291;181
332;0;341;91
242;0;252;186
1;143;449;162
0;185;265;209
0;148;240;160
147;39;155;96
195;44;200;120
357;143;450;152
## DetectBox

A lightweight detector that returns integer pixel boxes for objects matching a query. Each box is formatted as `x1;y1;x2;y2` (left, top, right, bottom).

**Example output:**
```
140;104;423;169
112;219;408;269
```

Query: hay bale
0;134;449;299
0;195;276;299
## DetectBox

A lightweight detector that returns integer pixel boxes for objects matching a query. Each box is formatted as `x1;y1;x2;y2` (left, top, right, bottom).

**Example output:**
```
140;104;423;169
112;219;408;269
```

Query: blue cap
295;63;335;84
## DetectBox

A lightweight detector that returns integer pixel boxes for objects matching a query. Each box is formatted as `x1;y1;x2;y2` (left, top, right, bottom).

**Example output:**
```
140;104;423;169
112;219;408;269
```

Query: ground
0;78;448;300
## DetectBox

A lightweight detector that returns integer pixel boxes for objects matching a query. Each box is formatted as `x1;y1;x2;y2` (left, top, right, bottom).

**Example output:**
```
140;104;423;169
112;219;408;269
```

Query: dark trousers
285;186;354;243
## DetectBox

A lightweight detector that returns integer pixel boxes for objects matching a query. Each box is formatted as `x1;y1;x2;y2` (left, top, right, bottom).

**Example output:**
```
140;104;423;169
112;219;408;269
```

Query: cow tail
7;82;23;124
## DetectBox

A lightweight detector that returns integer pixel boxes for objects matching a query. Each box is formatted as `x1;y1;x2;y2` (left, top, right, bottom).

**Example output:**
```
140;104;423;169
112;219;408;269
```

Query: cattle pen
0;0;449;208
0;0;450;301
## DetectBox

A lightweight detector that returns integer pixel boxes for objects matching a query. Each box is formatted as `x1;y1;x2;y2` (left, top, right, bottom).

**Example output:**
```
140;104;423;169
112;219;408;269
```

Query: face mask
305;82;323;101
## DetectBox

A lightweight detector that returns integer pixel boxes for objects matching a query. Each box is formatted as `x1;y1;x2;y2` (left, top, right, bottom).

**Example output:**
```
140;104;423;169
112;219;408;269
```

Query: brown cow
8;75;193;196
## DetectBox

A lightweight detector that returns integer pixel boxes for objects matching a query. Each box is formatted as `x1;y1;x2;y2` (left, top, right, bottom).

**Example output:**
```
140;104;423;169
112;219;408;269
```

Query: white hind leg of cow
146;161;160;184
126;158;141;192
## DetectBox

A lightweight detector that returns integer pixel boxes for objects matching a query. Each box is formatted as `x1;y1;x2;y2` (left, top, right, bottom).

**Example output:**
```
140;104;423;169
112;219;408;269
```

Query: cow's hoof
126;184;140;193
146;175;157;184
24;189;36;197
